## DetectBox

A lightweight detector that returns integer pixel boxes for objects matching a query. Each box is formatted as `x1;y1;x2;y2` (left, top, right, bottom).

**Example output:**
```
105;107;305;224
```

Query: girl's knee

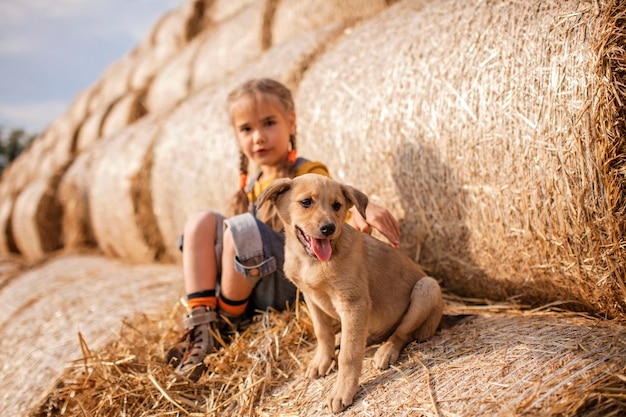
184;210;218;238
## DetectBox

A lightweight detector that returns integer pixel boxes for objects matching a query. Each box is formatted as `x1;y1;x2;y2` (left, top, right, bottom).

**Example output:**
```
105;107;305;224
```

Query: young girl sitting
167;78;401;381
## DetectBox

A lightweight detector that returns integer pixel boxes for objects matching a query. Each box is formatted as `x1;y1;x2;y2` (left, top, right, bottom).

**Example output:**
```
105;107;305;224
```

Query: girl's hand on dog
350;203;400;248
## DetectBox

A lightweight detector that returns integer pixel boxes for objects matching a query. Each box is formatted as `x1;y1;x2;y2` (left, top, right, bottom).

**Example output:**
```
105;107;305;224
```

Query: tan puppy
258;174;444;413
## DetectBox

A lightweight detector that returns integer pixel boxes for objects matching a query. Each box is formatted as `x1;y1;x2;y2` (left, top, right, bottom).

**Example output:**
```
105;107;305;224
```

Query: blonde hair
226;78;298;225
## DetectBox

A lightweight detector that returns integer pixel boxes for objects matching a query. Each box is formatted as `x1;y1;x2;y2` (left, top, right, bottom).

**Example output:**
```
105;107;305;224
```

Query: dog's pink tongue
312;238;332;262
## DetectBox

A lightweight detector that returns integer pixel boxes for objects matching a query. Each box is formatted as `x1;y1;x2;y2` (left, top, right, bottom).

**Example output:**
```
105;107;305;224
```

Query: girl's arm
349;202;400;248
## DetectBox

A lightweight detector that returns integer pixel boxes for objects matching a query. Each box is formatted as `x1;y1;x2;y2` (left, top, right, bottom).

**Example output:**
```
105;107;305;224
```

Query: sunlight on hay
30;297;626;417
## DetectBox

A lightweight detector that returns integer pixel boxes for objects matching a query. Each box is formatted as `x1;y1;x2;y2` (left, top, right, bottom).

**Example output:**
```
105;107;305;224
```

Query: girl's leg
182;211;219;309
217;227;254;316
170;210;221;380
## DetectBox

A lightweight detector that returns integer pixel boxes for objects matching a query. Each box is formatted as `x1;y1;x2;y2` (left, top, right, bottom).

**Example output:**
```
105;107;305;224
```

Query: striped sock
187;289;217;310
218;293;248;316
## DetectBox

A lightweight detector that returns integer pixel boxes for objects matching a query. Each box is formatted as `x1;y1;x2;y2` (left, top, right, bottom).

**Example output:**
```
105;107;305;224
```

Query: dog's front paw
327;379;358;413
306;350;333;379
373;340;401;369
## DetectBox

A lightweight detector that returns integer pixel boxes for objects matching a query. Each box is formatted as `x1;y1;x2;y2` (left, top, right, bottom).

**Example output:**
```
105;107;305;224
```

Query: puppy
258;174;443;413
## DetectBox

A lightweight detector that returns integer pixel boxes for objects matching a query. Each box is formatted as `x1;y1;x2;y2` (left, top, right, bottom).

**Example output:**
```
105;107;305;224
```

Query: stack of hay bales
0;0;624;319
0;0;214;260
2;116;77;260
296;0;626;317
270;0;388;45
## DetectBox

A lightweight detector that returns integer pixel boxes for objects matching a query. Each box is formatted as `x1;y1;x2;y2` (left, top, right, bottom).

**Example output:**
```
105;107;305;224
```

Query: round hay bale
57;151;98;250
37;115;78;176
236;22;346;90
0;186;18;255
151;24;347;261
0;144;37;196
190;1;266;91
296;0;626;317
144;39;199;114
0;255;182;417
75;107;108;152
26;301;626;416
11;177;63;261
140;0;217;114
150;82;236;262
130;46;178;92
209;0;258;23
0;125;65;197
271;0;387;46
65;87;94;127
100;89;148;139
181;0;213;42
89;115;166;262
129;10;188;90
88;53;136;113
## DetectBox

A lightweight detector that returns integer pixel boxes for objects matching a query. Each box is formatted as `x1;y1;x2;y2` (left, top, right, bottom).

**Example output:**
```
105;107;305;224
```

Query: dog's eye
332;202;342;211
300;198;313;208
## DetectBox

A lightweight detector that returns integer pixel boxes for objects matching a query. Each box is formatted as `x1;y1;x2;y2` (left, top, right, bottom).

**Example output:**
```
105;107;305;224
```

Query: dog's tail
438;314;474;330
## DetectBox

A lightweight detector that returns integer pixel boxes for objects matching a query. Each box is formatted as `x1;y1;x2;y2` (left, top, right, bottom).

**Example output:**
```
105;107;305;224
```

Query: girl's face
231;93;295;178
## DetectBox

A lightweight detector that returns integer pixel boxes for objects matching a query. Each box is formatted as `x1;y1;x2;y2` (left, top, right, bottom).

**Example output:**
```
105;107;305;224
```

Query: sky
0;0;182;135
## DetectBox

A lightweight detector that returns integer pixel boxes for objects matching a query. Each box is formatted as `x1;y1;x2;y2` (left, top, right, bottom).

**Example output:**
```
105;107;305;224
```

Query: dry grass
30;295;626;417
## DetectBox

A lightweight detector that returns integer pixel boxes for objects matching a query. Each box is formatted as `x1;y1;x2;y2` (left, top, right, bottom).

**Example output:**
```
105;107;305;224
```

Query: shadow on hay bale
391;140;496;295
297;0;626;318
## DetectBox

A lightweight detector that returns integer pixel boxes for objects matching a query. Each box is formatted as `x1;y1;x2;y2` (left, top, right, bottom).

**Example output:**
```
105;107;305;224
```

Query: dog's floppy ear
257;178;292;216
341;184;368;220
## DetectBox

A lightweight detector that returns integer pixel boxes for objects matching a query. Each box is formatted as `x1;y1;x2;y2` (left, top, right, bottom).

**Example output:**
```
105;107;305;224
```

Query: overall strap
245;157;308;192
247;158;308;215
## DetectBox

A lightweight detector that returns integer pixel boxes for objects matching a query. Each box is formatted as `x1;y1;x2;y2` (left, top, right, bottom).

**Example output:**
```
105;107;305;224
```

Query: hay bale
150;82;236;262
57;151;98;250
75;107;108;152
190;1;266;91
100;89;148;138
89;115;166;262
209;0;258;23
28;299;626;416
65;87;94;127
0;255;182;417
0;146;36;198
0;122;70;198
142;0;221;114
0;185;18;255
87;53;136;113
4;117;79;253
37;116;77;176
184;0;213;41
144;38;199;114
151;24;346;261
271;0;388;46
11;177;63;261
295;0;626;318
129;9;188;90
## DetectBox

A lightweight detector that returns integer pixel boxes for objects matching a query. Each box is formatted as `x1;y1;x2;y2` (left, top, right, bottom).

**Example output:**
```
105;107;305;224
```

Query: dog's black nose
320;223;336;237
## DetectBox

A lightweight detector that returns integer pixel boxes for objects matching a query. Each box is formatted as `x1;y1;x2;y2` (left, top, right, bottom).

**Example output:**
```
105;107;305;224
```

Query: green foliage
0;126;37;175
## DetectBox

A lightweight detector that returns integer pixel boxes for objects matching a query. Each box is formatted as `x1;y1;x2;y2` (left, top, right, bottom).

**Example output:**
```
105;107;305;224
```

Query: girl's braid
228;151;250;217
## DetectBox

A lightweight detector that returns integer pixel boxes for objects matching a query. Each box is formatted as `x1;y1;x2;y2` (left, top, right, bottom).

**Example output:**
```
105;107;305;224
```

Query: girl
168;78;400;381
